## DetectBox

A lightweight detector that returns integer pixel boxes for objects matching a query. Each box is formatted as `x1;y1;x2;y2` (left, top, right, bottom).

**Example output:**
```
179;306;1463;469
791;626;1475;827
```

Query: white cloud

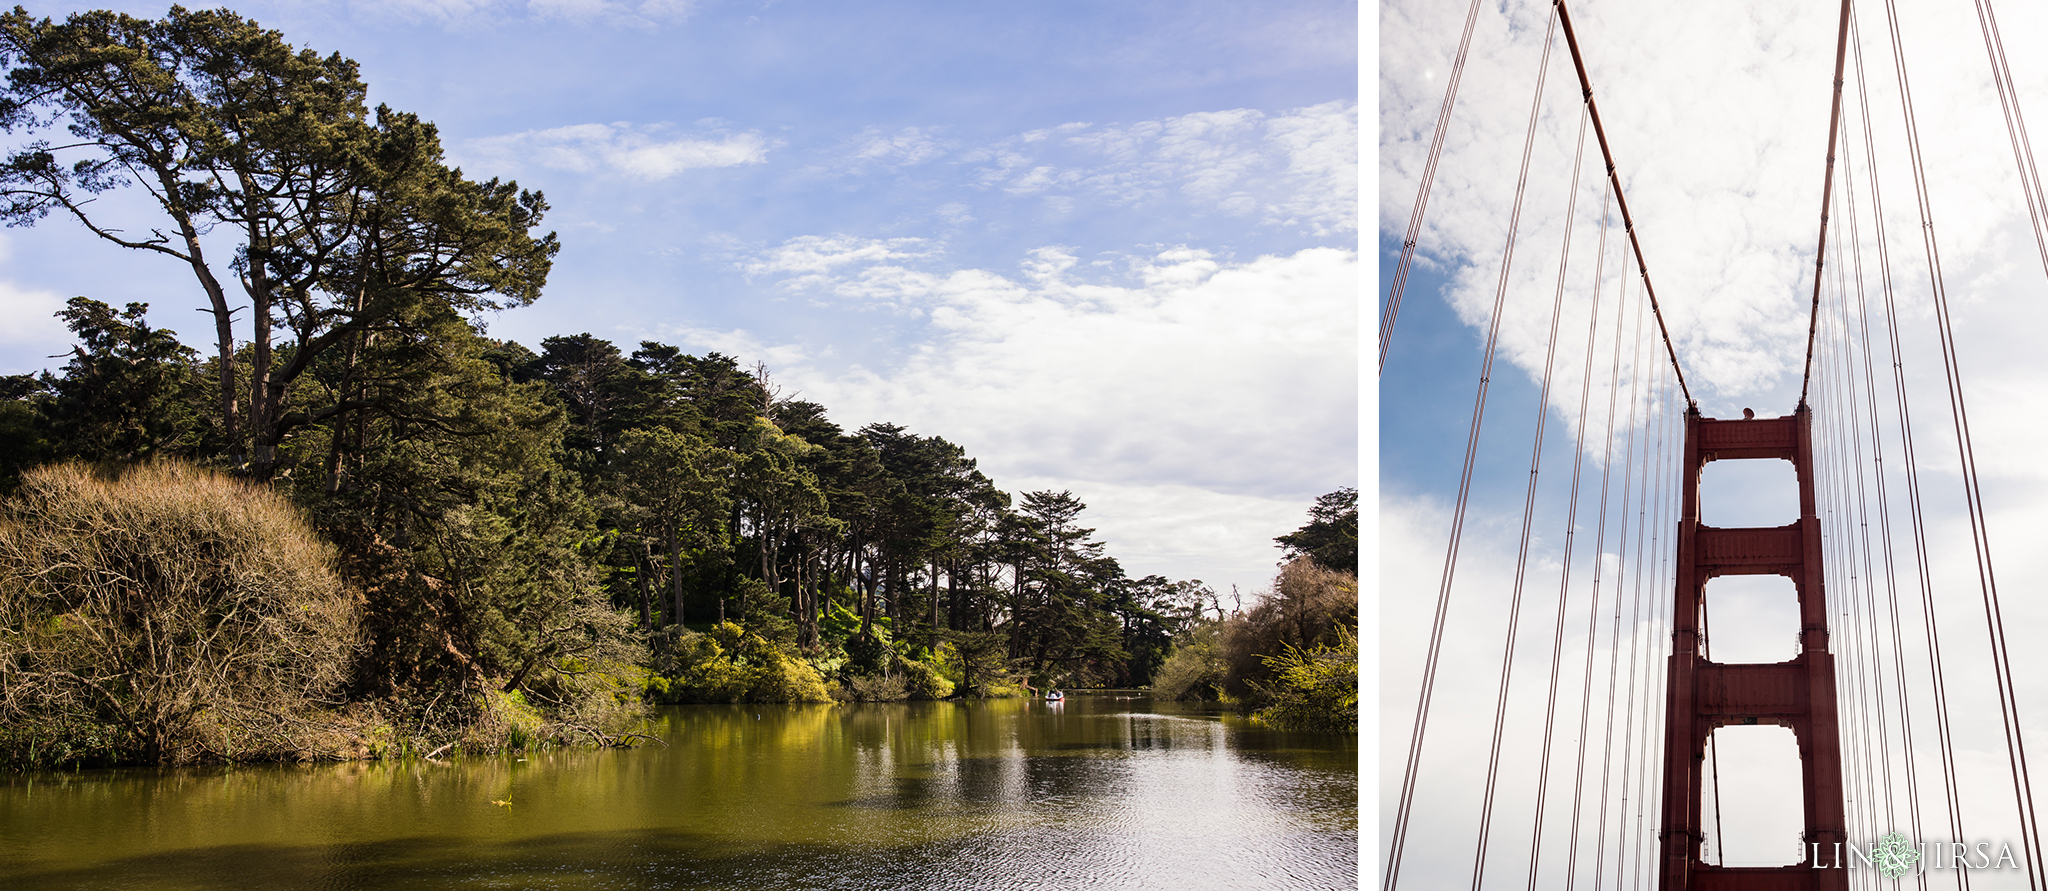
652;322;811;372
964;101;1358;235
465;123;770;179
349;0;695;29
847;126;951;169
348;0;514;25
1379;0;2048;415
719;238;1355;594
741;233;937;278
0;279;69;376
934;203;975;225
530;0;696;25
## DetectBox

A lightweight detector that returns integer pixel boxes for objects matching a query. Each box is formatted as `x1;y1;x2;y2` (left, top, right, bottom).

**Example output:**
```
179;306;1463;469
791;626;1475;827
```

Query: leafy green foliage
41;298;210;462
1275;487;1357;573
1154;551;1357;729
1250;626;1358;732
1152;622;1226;701
0;6;557;478
648;622;830;704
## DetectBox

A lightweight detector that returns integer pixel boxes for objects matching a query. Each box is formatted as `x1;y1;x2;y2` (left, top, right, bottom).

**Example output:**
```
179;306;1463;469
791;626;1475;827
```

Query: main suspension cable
1797;0;1857;408
1553;0;1695;410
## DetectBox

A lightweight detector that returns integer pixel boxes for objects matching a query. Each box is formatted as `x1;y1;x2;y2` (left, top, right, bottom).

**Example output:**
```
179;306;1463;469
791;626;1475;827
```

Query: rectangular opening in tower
1699;457;1801;528
1702;574;1800;663
1701;724;1806;867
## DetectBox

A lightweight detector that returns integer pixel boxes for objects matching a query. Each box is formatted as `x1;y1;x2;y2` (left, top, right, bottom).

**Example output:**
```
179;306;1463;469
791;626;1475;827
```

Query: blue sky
0;0;1359;599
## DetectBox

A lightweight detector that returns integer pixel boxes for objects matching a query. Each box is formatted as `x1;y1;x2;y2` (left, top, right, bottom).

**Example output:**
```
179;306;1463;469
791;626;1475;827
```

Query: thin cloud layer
465;123;770;179
0;279;68;376
350;0;694;29
964;100;1358;236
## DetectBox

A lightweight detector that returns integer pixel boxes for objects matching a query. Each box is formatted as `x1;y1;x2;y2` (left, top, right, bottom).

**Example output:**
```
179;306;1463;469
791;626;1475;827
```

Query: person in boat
1045;689;1064;701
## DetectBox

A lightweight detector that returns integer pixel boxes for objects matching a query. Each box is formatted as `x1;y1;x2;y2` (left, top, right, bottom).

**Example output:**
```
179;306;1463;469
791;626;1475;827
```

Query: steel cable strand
1821;337;1874;883
1589;271;1650;891
1379;0;1488;372
1846;15;1934;874
1468;101;1594;891
1836;134;1905;836
1631;372;1678;890
1798;0;1859;408
1864;4;1970;879
1923;4;2048;860
1824;264;1877;878
1881;0;2037;880
1819;217;1880;874
1623;363;1670;885
1821;276;1888;889
1831;215;1894;889
1969;0;2048;281
1563;245;1637;891
1383;11;1561;888
1523;179;1621;891
1551;0;1694;408
1608;341;1664;891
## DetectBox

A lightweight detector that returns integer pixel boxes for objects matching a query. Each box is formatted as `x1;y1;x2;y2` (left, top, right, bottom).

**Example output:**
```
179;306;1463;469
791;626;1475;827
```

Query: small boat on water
1045;690;1064;702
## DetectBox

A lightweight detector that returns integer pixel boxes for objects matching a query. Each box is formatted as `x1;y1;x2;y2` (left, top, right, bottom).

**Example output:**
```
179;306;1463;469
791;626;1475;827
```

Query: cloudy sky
0;0;1358;600
1384;0;2048;885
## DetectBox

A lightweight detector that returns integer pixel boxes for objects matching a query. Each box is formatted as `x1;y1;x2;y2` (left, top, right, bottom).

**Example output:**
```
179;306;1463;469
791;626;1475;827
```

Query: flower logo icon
1870;831;1920;879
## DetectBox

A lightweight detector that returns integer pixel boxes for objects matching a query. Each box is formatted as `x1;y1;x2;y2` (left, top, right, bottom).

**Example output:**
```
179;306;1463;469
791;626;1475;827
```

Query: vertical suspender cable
1610;353;1666;891
1590;259;1649;891
1846;12;1936;868
1383;11;1560;888
1878;0;2042;880
1566;245;1636;891
1631;370;1676;890
1524;181;1620;891
1862;5;1971;880
1467;101;1593;891
1969;0;2048;280
1379;0;1488;372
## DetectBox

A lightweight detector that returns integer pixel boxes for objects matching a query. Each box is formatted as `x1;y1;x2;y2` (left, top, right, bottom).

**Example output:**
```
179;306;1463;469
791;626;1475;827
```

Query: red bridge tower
1658;406;1848;890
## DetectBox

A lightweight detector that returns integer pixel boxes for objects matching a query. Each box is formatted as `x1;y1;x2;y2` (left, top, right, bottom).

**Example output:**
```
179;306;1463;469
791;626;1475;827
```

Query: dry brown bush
0;461;360;765
1217;557;1358;702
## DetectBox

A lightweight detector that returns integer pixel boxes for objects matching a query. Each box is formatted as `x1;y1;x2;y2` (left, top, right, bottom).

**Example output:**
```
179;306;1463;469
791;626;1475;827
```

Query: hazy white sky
0;0;1359;600
1383;0;2048;884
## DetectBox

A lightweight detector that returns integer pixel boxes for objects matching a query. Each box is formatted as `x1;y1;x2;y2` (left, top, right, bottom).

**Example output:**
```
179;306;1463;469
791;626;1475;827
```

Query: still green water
0;694;1356;890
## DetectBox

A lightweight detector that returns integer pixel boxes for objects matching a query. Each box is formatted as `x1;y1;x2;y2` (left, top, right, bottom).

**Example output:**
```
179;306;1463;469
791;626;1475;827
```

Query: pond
0;693;1357;890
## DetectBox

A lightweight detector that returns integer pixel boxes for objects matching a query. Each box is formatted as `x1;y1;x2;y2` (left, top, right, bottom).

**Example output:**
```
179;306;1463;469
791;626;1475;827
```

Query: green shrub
1152;622;1225;701
835;673;909;702
900;657;954;700
1249;626;1357;732
648;621;829;704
